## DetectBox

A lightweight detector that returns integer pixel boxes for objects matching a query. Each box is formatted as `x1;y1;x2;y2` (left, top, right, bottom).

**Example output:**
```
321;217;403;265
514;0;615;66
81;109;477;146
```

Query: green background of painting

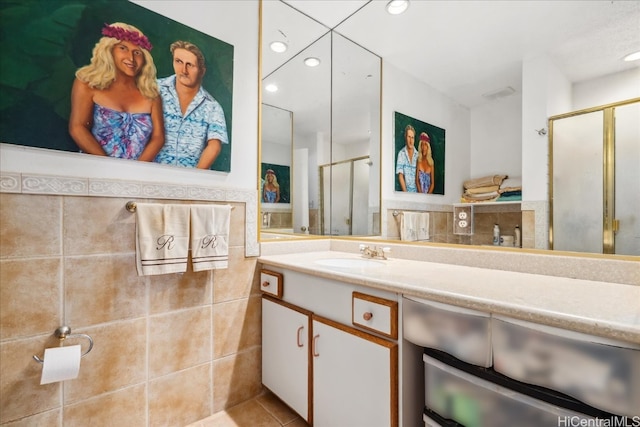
261;162;290;204
393;111;446;194
0;0;233;172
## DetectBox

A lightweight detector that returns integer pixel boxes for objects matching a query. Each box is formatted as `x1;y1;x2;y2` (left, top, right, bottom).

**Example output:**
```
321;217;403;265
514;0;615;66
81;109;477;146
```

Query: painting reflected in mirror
393;112;445;195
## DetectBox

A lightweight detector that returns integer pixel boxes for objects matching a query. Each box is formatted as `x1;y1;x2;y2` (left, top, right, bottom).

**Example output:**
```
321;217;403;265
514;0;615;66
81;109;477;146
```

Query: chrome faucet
359;244;391;260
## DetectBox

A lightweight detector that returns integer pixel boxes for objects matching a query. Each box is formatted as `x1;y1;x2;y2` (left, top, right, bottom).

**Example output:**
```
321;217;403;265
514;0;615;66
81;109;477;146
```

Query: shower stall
550;98;639;255
320;156;372;236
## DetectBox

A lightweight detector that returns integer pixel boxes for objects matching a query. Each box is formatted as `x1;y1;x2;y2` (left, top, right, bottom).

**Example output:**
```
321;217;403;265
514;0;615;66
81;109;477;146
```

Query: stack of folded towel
496;177;522;201
461;174;506;202
461;175;522;203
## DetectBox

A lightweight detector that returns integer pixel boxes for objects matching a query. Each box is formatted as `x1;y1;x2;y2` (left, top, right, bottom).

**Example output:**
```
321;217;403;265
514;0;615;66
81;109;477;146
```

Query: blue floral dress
418;170;432;193
91;104;152;159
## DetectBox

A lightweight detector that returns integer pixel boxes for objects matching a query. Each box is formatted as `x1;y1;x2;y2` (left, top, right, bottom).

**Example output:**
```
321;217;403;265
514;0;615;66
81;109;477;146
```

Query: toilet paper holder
33;326;94;363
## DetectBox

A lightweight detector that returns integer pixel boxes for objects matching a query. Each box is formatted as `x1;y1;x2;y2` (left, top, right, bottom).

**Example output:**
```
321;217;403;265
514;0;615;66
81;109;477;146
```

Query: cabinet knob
363;312;373;321
262;281;270;287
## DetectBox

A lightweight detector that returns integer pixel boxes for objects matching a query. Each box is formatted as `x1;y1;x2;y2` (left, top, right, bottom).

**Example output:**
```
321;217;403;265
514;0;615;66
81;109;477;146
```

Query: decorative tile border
0;172;259;257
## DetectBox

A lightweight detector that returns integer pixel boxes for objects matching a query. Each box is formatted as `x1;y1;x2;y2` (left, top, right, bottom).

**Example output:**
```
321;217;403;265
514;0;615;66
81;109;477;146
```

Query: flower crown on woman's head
101;23;153;51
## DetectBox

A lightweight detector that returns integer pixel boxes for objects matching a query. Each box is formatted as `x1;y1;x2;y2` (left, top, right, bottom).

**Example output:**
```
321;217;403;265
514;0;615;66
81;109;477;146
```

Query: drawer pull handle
363;312;373;321
261;281;270;287
296;326;304;347
312;334;320;357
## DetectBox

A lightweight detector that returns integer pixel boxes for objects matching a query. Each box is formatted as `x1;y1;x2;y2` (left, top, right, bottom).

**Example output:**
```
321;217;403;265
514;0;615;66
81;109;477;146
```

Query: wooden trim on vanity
312;314;399;427
307;312;314;427
261;295;313;425
352;291;399;340
260;269;284;298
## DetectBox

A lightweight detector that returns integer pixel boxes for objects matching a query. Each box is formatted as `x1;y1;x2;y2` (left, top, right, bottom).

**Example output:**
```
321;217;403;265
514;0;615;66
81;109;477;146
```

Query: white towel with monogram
190;204;231;271
136;203;190;276
400;211;419;241
418;212;430;241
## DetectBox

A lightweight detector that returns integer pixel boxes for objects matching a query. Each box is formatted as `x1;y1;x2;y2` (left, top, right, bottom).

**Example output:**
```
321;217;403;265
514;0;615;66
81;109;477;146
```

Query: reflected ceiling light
265;83;278;93
304;57;321;67
386;0;409;15
623;50;640;62
269;41;288;53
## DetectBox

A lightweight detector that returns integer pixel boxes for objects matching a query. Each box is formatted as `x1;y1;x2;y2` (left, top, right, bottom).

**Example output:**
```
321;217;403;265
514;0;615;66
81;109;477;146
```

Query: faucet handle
359;244;367;252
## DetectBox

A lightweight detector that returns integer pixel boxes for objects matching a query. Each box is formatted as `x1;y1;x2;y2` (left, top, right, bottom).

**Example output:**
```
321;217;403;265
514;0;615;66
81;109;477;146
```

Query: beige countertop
258;250;640;345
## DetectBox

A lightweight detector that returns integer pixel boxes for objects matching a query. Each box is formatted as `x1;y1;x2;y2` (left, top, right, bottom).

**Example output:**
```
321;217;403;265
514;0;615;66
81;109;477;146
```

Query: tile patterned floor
185;392;309;427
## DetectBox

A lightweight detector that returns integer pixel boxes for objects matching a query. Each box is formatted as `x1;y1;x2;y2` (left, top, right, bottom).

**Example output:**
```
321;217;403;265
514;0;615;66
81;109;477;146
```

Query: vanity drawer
423;353;593;427
403;296;492;367
352;292;398;339
492;316;640;417
260;269;283;298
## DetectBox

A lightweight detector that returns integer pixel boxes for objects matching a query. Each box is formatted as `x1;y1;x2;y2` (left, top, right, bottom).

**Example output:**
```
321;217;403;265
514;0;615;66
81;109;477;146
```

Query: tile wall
386;206;526;247
0;193;262;426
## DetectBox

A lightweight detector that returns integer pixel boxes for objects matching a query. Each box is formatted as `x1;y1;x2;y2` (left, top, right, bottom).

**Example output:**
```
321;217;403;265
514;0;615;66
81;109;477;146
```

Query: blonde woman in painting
69;22;164;161
415;132;435;193
263;169;281;203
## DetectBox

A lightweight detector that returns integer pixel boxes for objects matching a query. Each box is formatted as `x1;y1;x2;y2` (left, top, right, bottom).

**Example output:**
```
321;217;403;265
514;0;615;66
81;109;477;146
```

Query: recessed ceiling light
386;0;409;15
304;57;321;67
265;83;278;93
269;41;288;53
623;50;640;62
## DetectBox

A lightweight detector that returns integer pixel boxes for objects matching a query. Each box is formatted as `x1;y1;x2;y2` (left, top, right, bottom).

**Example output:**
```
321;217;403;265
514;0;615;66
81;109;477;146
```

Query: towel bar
33;326;94;363
126;201;233;213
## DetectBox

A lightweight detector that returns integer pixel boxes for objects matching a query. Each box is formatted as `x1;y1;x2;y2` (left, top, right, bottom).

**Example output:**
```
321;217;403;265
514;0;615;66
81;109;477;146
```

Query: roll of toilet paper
40;345;81;385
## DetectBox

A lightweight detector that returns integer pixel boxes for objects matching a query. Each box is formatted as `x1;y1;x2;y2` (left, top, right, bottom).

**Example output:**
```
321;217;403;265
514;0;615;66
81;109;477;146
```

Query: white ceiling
274;0;640;108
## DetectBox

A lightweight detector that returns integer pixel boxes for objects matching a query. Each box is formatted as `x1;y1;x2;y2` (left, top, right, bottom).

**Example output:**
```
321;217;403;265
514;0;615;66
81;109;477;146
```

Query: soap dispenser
493;224;500;246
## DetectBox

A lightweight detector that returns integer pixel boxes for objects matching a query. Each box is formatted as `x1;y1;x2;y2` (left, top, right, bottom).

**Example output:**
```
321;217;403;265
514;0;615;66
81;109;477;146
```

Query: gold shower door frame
549;97;639;255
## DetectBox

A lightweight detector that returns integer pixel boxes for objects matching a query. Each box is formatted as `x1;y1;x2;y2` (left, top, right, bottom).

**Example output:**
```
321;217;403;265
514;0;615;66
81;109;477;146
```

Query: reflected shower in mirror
550;99;640;256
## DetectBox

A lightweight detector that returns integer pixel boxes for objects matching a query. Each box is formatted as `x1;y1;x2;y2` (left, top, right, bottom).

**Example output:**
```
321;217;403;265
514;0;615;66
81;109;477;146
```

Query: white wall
572;67;640;110
521;55;571;202
382;62;471;205
0;1;259;191
262;142;291;167
470;94;522;180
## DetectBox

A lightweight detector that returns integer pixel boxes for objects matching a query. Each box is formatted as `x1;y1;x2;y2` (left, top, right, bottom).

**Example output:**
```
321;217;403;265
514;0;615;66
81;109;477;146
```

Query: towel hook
33;326;94;363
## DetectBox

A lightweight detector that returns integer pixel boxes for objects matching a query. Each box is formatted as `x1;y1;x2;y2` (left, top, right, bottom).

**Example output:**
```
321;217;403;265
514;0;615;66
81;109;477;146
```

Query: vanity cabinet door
262;296;312;422
312;315;398;427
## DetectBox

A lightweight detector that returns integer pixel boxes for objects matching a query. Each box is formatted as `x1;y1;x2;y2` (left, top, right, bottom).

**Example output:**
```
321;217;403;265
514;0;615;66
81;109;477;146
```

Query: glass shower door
550;99;639;255
614;102;640;255
552;110;604;253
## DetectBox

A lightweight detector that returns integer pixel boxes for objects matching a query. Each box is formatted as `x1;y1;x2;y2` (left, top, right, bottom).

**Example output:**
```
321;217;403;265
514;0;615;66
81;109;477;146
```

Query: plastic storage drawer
491;315;640;417
403;296;492;367
424;353;593;427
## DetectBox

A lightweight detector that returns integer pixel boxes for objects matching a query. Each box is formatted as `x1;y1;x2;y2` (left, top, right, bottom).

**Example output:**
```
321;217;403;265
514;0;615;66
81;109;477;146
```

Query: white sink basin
314;258;385;269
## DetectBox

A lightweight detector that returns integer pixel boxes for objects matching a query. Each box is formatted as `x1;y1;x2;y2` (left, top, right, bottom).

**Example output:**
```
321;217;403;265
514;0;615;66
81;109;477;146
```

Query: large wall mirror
259;0;639;258
260;0;381;238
